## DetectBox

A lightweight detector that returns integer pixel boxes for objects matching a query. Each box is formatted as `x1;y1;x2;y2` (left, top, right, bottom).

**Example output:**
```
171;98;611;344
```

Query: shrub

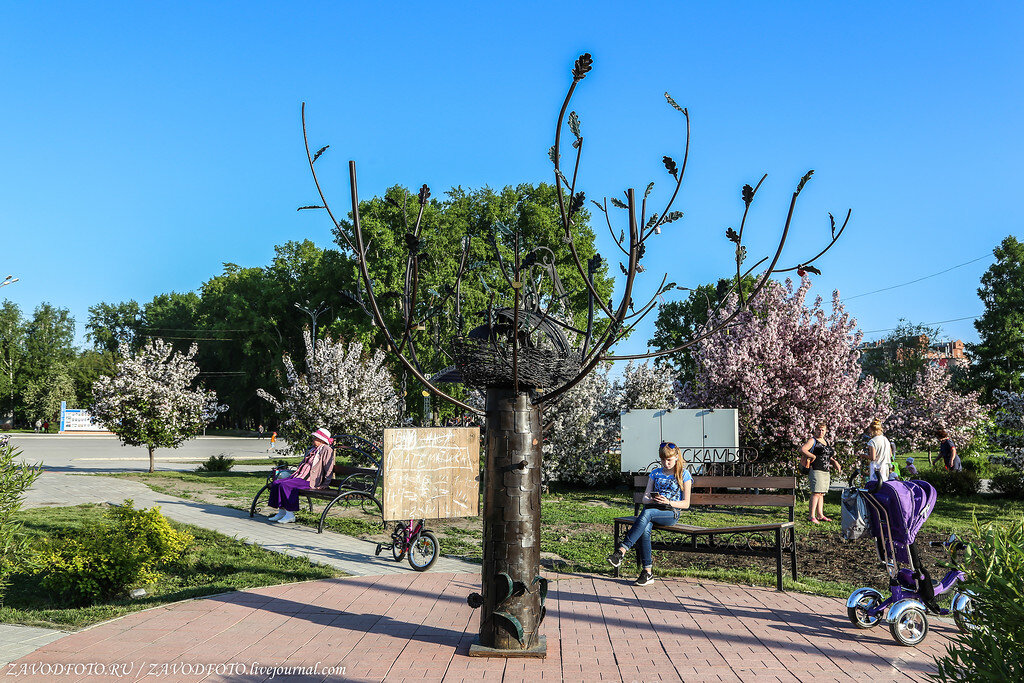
913;468;980;496
990;468;1024;499
934;518;1024;682
962;455;994;478
35;500;192;605
195;455;234;472
0;435;42;607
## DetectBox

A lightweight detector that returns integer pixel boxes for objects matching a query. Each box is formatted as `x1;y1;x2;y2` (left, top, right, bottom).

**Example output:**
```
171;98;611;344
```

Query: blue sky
1;2;1021;361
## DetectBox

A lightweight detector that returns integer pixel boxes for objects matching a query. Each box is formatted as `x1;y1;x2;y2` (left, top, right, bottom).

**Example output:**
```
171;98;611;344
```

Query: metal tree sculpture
301;53;847;656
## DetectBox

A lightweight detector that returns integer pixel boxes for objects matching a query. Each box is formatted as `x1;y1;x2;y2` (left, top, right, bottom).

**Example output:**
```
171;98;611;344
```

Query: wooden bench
249;435;384;533
613;474;798;591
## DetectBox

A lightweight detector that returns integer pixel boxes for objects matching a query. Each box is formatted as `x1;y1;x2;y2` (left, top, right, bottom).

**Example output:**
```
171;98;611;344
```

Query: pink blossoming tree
91;340;227;473
678;275;889;462
886;364;988;456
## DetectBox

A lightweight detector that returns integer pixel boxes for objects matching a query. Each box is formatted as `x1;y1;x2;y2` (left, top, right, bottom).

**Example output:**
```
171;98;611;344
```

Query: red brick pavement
7;573;954;682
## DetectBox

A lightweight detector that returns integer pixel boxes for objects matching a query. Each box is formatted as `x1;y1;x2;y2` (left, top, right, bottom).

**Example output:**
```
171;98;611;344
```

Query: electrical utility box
619;408;739;472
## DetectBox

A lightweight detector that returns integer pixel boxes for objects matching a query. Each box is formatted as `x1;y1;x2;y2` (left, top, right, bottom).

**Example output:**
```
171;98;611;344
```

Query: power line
139;335;237;341
846;251;994;301
863;314;981;335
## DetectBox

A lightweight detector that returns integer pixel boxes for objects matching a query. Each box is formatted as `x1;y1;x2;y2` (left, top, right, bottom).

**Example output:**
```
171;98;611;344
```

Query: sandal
809;517;820;524
820;515;833;522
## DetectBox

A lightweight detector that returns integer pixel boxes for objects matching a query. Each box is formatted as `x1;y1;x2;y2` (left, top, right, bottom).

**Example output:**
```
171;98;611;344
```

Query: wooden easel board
382;427;480;521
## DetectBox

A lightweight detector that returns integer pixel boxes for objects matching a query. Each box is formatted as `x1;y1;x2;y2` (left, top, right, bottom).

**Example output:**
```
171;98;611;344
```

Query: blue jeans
621;506;679;569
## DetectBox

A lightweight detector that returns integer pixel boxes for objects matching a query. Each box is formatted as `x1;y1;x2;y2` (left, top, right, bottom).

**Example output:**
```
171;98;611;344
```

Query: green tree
969;235;1024;400
0;302;24;420
859;320;941;399
649;276;756;386
19;304;76;422
86;300;142;353
0;436;42;606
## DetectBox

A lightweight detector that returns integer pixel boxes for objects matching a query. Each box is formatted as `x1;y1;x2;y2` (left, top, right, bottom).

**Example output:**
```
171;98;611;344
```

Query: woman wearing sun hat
267;428;336;524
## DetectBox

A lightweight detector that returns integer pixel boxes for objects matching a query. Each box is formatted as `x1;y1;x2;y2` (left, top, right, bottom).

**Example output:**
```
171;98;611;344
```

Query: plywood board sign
382;427;480;521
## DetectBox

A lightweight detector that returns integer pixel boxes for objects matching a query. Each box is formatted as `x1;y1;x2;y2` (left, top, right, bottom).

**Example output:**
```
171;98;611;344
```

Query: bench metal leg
613;522;620;578
775;528;784;591
790;528;798;580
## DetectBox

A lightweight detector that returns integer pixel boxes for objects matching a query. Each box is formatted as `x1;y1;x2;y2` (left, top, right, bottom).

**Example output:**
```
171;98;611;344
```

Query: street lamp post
294;300;329;346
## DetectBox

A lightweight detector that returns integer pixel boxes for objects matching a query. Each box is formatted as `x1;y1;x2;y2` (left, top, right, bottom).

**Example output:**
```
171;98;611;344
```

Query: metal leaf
796;169;815;194
662;211;683;224
804;264;822;276
572;53;593;81
726;227;740;244
554;168;570;187
742;183;754;207
736;245;747;264
619;262;627;275
663;156;678;179
610;197;628;210
664;92;686;114
492;611;525;646
568;111;581;138
829;212;836;239
645;213;659;230
494;572;514;602
312;145;329;162
618;229;625;244
590;199;606;212
418;184;431;205
533;575;548;606
297;205;325;211
644;182;654;199
548;145;558;166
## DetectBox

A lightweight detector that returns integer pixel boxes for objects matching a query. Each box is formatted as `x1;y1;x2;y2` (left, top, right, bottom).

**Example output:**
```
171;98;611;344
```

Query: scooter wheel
848;593;883;628
890;607;928;646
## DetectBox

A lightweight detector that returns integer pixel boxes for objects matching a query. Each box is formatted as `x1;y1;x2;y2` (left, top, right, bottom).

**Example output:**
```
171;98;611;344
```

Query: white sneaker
268;510;285;521
274;511;296;524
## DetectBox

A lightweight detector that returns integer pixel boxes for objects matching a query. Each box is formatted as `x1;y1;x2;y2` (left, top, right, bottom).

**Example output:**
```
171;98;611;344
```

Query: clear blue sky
2;2;1021;361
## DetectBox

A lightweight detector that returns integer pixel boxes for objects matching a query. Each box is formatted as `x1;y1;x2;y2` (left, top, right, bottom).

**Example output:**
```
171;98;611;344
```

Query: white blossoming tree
91;340;227;473
542;365;619;485
886;364;988;457
992;389;1024;472
615;360;676;411
258;331;401;456
679;275;890;462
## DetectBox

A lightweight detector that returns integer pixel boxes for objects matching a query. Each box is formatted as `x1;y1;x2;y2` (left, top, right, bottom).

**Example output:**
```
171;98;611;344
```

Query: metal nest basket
452;336;581;390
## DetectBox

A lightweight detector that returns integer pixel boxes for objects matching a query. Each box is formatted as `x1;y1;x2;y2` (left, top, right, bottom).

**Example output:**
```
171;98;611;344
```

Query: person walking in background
34;419;41;433
42;420;49;433
258;424;265;439
267;428;335;524
865;419;894;482
938;428;962;472
799;422;843;524
267;431;277;452
606;442;692;586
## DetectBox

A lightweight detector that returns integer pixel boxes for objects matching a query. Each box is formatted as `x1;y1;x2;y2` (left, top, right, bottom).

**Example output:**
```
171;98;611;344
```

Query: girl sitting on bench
606;442;692;586
268;428;336;524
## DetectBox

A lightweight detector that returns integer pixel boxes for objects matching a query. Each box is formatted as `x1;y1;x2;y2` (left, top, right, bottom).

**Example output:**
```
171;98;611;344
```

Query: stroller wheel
847;592;883;629
890;606;928;646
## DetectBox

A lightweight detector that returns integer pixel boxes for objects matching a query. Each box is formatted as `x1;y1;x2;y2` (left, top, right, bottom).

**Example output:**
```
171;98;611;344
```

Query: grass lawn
1;504;340;630
98;457;1024;599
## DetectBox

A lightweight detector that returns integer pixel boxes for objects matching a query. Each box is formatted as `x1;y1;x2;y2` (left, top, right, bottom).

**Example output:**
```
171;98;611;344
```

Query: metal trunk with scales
300;53;846;656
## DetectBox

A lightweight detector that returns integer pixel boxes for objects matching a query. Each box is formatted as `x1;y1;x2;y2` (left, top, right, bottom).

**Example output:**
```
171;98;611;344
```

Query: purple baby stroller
845;478;975;646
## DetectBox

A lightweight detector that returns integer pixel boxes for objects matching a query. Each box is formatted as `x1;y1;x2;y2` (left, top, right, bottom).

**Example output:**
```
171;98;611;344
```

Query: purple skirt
269;477;311;511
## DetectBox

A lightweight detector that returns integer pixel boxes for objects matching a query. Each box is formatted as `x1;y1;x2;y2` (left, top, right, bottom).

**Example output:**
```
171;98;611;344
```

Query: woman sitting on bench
607;442;692;586
268;428;336;524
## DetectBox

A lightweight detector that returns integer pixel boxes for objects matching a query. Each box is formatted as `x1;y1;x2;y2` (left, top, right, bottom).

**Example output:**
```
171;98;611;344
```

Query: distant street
8;434;287;473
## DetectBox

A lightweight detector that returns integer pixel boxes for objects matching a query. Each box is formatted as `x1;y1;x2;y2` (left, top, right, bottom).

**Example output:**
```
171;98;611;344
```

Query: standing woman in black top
799;422;844;524
937;428;962;471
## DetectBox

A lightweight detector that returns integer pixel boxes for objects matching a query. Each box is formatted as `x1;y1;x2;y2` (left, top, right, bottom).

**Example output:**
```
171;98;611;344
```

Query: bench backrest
329;464;381;491
632;474;796;522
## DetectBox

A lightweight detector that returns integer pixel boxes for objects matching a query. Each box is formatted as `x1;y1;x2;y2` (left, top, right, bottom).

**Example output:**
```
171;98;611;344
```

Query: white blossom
542;364;619;485
992;389;1024;471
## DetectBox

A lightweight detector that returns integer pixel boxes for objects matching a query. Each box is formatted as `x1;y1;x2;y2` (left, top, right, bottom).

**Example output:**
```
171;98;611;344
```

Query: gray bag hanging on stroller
841;486;871;540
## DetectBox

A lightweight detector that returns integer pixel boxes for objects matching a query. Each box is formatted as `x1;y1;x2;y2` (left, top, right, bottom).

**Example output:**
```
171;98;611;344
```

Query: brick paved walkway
8;572;952;682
